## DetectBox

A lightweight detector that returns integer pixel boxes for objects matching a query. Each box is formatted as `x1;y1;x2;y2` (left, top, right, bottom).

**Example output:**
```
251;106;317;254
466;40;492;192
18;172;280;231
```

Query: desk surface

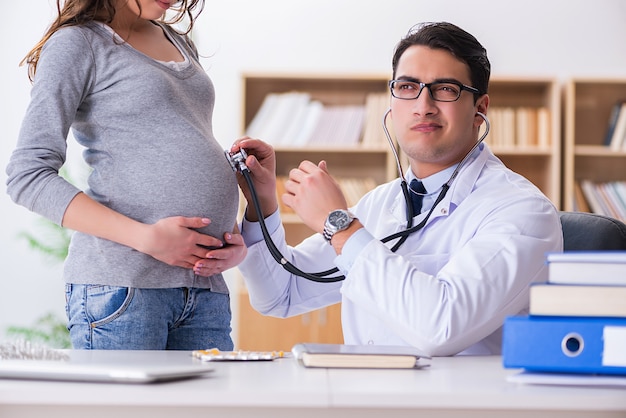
1;350;625;418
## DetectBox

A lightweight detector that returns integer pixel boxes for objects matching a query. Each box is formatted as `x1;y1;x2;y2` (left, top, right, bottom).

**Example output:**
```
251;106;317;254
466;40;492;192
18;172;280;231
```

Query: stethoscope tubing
241;111;490;283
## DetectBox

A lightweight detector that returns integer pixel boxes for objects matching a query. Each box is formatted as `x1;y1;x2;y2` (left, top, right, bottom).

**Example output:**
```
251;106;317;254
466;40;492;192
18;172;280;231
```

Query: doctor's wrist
329;220;363;255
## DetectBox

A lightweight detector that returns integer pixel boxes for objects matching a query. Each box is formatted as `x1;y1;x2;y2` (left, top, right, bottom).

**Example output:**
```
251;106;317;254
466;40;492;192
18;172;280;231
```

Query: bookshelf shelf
574;145;626;157
563;79;626;217
234;73;563;350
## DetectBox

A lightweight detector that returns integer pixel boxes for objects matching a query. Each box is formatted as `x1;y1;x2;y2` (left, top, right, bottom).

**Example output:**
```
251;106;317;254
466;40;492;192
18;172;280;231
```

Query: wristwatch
322;209;356;244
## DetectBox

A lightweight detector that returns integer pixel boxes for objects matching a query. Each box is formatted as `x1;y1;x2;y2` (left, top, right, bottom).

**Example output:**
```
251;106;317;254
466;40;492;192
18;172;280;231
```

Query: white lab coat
239;145;563;356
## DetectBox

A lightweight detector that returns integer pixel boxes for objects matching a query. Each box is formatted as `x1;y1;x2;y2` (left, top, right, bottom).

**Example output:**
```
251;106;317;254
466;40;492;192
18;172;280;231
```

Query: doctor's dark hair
391;22;491;99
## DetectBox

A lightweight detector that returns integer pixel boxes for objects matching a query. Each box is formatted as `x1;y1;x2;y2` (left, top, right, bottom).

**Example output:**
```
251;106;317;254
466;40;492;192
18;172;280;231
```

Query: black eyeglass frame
388;79;481;102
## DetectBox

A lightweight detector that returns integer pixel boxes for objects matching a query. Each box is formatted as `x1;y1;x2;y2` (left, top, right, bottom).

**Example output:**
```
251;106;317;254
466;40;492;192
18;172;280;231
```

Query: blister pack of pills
192;348;285;362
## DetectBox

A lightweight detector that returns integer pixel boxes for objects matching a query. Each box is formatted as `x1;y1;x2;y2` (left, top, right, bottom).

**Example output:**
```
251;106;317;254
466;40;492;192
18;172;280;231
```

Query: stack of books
245;91;389;148
502;251;626;376
486;106;552;149
574;180;626;221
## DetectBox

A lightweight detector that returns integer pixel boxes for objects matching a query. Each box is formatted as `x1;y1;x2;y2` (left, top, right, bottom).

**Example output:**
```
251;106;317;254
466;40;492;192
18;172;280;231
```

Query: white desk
0;351;625;418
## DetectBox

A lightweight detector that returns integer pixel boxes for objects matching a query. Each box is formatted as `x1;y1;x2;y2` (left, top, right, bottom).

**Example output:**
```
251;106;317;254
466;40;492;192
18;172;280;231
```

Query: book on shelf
603;100;626;146
361;92;390;148
244;91;389;148
529;283;626;317
596;182;625;220
601;182;626;220
245;92;280;140
307;105;366;146
291;343;430;369
579;179;606;216
515;107;538;147
615;182;626;217
580;180;619;219
572;181;591;212
284;99;324;147
546;251;626;285
608;102;626;151
487;106;551;148
488;107;515;147
578;180;626;221
536;107;552;148
502;315;626;375
246;92;312;145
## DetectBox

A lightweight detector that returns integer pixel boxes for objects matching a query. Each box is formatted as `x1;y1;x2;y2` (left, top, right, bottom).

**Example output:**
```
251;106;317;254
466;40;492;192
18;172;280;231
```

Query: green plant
8;218;72;348
6;313;71;349
17;218;72;262
7;166;79;346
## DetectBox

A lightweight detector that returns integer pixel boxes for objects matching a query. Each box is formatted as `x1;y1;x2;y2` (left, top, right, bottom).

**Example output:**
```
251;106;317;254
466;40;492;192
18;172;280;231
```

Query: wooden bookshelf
236;73;396;350
563;79;626;217
234;73;563;350
485;78;562;207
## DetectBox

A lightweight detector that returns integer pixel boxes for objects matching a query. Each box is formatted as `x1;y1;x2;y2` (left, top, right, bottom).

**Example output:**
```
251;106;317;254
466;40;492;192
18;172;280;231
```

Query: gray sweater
6;22;238;291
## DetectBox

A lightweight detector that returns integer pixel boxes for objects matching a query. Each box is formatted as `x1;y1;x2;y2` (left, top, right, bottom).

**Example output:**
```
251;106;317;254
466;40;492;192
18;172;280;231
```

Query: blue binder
502;315;626;375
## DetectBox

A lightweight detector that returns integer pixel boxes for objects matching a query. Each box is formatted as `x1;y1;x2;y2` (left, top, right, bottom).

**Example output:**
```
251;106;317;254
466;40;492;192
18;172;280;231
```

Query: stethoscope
225;110;490;283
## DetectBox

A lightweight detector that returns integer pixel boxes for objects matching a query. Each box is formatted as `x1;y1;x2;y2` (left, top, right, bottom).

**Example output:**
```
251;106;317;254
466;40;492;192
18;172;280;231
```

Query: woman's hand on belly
138;216;227;269
193;231;247;277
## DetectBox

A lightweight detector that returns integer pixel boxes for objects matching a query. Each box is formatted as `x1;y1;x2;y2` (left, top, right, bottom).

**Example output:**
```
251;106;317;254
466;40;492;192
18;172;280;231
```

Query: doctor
205;21;563;356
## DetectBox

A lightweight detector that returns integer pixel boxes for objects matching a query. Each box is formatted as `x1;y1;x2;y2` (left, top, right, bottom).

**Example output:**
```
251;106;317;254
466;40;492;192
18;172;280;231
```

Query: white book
277;92;313;145
251;92;309;145
290;100;324;146
547;251;626;285
245;93;280;139
307;106;336;145
536;107;551;148
338;105;366;146
515;107;528;147
502;107;516;147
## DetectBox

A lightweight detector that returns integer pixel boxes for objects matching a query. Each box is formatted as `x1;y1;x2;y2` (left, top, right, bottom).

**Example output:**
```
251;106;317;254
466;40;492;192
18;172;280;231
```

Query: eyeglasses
388;80;480;102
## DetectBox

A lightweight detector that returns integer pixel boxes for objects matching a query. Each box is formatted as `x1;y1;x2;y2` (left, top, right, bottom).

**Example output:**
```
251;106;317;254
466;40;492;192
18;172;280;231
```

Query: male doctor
198;21;563;356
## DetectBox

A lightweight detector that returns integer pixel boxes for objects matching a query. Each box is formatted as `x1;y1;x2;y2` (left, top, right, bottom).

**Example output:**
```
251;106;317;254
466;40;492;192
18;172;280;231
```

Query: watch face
329;210;350;229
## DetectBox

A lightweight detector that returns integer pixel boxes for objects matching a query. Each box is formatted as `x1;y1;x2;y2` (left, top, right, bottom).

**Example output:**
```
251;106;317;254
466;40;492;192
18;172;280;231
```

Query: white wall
2;0;626;343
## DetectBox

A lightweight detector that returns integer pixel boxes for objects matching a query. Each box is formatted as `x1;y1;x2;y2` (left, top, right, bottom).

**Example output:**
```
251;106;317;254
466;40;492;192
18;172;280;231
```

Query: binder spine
502;316;626;375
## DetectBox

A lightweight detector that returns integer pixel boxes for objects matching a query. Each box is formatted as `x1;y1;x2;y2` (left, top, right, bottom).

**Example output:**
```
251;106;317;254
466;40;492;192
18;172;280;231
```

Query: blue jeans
65;284;233;350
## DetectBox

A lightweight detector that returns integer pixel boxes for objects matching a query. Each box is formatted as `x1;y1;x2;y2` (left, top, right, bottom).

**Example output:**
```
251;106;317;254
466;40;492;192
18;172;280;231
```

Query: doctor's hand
230;137;278;222
283;160;348;234
193;231;247;277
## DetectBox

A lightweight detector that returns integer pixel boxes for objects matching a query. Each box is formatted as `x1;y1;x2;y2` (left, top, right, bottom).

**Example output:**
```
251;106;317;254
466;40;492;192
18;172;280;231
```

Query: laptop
0;349;214;383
